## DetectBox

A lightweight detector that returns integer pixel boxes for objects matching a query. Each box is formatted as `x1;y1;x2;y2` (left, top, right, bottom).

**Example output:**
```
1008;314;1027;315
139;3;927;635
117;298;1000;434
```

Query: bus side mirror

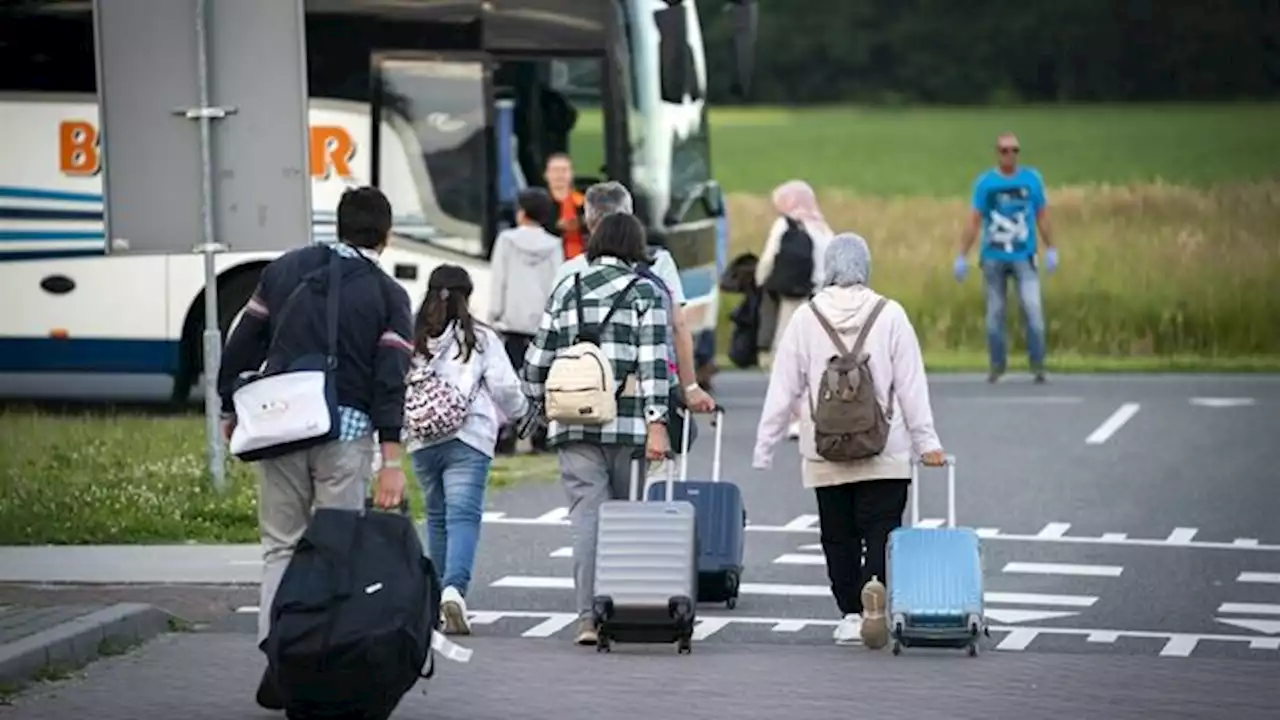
726;0;757;99
654;2;690;104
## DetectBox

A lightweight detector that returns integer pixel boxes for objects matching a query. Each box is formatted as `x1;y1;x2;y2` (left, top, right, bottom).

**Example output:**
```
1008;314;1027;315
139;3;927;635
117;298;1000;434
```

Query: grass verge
720;182;1280;359
0;410;558;545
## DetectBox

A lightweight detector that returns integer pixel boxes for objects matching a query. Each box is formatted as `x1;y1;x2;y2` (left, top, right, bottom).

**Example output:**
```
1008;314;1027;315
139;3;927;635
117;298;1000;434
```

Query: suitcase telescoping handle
677;405;727;483
909;454;957;528
630;448;678;503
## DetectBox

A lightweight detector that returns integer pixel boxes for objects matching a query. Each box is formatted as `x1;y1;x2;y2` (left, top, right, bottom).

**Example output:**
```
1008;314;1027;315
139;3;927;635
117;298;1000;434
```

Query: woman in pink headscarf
755;180;834;438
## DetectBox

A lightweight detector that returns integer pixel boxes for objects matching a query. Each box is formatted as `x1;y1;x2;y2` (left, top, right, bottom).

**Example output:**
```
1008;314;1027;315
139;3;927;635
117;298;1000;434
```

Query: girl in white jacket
752;233;947;650
407;265;529;635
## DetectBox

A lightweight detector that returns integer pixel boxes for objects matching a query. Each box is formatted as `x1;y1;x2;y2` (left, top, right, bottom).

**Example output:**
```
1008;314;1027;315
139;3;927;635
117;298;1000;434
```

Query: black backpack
263;504;440;720
763;217;815;298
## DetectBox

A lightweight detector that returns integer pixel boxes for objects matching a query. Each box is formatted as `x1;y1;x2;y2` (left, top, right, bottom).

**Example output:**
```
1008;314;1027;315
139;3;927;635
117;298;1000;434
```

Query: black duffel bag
263;501;441;720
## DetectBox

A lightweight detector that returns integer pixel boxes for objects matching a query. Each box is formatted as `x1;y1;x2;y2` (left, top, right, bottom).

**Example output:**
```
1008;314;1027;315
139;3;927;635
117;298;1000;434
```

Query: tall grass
724;182;1280;358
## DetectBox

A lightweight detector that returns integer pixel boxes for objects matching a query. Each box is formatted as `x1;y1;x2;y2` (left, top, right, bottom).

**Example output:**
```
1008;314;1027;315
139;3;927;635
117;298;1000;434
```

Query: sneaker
255;667;284;711
860;576;889;650
987;368;1004;384
787;420;801;440
1033;371;1048;384
440;586;471;635
574;617;598;646
832;613;862;645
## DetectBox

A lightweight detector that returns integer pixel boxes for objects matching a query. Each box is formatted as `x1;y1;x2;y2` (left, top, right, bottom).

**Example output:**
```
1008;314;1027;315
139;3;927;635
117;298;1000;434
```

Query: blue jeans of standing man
410;439;492;596
981;258;1046;372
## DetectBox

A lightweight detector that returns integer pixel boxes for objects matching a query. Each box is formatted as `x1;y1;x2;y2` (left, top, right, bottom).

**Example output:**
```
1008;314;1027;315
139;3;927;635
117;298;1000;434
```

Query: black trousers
815;478;910;615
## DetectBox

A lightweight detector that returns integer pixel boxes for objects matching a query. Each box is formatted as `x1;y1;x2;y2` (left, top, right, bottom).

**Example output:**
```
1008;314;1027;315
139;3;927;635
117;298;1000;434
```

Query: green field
657;103;1280;365
701;103;1280;195
0;409;558;545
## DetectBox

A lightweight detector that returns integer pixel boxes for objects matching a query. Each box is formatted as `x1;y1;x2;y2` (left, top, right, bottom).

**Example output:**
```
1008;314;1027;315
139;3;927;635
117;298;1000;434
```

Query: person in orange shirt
544;153;586;259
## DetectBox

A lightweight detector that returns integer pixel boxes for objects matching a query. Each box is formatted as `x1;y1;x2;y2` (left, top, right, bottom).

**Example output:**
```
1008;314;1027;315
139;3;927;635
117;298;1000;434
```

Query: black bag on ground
263;502;441;720
763;217;815;299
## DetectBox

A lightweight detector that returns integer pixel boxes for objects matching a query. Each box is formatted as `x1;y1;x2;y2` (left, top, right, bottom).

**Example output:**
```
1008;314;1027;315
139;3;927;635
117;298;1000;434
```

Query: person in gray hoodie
490;187;563;452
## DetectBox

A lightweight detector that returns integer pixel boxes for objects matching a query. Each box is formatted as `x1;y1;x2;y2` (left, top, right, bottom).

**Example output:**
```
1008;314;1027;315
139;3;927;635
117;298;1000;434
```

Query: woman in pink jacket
752;232;947;650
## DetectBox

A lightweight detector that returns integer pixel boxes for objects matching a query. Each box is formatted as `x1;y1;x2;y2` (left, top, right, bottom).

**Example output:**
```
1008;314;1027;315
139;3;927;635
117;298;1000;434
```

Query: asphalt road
4;372;1279;717
170;372;1280;659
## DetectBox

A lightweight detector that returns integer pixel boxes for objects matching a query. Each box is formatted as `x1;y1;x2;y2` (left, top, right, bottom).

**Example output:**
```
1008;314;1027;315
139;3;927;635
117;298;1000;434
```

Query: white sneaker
440;586;471;635
832;614;862;645
787;421;801;440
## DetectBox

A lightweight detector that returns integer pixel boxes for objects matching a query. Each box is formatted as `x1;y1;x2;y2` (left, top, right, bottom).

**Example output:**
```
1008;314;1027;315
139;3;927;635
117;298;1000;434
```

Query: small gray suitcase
591;451;699;654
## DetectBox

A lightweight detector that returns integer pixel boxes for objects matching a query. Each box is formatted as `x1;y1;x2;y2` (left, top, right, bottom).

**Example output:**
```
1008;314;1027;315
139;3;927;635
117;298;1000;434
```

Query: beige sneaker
860;575;889;650
574;617;598;646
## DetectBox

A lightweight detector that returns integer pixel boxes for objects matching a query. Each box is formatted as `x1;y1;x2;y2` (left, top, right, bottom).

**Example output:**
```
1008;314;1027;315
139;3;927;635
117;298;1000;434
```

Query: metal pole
194;0;226;492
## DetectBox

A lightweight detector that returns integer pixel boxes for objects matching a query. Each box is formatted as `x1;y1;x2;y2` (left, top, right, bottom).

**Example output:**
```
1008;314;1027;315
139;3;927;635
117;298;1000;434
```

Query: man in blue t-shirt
954;133;1058;383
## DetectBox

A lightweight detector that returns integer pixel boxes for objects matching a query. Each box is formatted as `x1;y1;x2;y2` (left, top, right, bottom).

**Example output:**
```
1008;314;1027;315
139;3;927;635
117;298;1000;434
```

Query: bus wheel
171;270;262;405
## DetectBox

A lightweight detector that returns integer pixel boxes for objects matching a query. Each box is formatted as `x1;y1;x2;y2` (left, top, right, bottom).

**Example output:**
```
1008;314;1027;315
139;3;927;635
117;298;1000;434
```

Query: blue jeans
981;258;1046;372
410;439;492;596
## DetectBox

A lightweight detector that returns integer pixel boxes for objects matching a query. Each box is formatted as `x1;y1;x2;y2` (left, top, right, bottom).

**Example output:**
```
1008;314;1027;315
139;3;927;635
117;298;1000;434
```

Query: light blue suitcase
886;456;988;656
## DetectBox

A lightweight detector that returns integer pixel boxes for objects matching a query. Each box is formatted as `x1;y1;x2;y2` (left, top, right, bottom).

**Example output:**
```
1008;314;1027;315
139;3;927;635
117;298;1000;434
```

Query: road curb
0;603;172;686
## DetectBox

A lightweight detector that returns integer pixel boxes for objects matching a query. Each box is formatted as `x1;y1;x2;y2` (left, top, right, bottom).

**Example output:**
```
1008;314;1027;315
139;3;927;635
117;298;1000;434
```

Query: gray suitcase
591;451;698;654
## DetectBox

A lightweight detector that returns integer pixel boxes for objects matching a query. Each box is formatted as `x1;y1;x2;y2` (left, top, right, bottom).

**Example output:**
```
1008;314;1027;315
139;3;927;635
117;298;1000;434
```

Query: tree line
698;0;1280;105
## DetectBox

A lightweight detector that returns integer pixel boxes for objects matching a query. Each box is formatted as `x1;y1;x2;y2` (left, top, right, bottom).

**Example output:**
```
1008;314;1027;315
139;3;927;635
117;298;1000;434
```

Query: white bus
0;0;755;402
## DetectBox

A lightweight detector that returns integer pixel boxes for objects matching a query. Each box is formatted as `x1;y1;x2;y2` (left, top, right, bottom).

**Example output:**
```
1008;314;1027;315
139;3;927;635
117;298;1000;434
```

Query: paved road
2;373;1278;663
4;633;1279;720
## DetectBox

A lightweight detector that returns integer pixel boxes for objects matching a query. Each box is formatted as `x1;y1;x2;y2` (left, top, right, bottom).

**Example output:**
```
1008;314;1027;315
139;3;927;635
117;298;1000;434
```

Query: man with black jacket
216;186;414;710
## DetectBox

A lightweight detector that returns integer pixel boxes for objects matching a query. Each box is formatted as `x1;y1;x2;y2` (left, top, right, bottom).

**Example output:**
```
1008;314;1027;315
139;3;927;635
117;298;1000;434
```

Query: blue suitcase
645;407;746;608
886;456;988;656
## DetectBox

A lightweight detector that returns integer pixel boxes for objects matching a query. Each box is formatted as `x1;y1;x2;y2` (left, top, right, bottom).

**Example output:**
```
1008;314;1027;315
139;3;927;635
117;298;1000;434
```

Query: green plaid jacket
523;256;670;448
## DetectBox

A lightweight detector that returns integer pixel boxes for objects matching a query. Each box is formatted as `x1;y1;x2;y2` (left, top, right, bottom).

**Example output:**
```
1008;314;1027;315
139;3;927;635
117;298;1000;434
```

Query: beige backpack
808;297;893;461
544;275;639;425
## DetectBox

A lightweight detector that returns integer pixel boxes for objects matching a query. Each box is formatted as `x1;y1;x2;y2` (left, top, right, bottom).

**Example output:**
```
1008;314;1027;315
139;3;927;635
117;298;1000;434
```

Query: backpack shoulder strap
600;277;641;328
850;297;889;356
807;300;850;357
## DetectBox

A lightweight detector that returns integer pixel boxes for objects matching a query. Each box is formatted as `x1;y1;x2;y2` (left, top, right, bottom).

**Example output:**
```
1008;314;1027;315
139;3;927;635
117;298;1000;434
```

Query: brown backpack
807;298;892;462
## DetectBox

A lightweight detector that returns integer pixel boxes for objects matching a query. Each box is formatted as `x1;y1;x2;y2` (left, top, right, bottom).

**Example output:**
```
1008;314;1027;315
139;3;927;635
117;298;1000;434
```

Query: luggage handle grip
364;497;411;516
632;449;678;503
677;405;726;484
909;455;957;528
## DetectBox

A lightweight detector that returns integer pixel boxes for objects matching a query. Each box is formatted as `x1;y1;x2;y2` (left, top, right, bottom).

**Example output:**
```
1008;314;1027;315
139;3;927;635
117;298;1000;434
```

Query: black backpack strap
324;251;342;370
265;250;344;360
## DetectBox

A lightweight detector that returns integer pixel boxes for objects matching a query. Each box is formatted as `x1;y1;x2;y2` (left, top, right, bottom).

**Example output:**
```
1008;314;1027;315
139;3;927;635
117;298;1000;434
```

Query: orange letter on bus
309;126;355;179
59;121;100;176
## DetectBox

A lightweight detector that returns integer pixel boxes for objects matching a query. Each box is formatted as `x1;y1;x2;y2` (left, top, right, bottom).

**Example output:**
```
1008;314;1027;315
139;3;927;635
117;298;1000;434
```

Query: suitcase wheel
725;596;737;610
597;635;612;653
966;642;978;657
724;571;740;609
891;640;902;656
676;636;692;655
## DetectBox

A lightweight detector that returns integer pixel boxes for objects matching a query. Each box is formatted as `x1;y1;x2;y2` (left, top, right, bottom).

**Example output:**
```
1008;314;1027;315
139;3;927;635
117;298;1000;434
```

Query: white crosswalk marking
1002;562;1123;578
1238;572;1280;584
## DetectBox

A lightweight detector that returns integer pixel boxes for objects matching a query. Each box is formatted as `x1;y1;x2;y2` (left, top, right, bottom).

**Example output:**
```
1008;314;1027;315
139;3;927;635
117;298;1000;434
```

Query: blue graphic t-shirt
971;167;1047;262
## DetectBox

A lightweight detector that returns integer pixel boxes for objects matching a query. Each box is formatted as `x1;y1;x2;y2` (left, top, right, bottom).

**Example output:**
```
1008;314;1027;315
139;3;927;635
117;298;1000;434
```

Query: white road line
1166;527;1199;544
1085;402;1141;444
985;592;1098;608
520;615;578;638
549;546;573;558
533;507;569;523
491;576;1097;608
797;543;822;551
692;617;733;640
782;514;820;531
986;609;1079;624
996;628;1039;651
1238;572;1280;584
1190;397;1256;408
1003;562;1124;578
1218;602;1280;616
915;518;945;529
773;553;824;566
1036;522;1071;539
228;605;1280;654
478;514;1280;552
1216;617;1280;635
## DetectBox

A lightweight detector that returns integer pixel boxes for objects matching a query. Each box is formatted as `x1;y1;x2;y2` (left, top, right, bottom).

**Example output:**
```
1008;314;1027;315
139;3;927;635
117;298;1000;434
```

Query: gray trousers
557;442;646;618
256;437;373;646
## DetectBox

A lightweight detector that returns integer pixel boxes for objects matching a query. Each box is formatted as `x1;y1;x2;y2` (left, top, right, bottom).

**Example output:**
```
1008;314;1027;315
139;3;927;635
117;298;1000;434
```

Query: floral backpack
403;334;482;444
